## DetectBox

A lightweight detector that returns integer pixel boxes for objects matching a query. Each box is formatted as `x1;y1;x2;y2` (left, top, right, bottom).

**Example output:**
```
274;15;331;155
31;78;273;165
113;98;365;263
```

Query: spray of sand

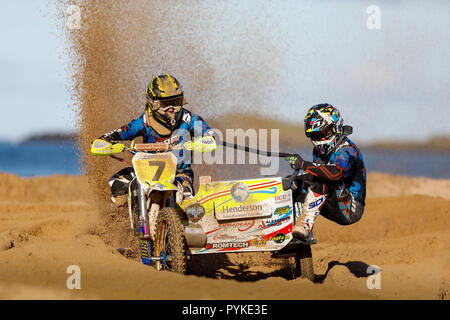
56;0;293;202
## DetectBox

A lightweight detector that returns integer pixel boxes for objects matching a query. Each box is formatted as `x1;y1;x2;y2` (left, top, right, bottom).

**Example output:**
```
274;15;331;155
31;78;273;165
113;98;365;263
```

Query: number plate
132;152;177;189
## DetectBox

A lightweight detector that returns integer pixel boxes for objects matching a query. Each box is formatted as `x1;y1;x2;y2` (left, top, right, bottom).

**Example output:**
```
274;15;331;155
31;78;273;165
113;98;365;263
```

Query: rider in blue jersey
286;104;366;241
98;75;214;205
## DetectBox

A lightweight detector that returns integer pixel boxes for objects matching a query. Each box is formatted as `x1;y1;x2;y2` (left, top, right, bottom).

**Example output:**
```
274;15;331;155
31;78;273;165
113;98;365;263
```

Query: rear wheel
296;245;314;281
154;207;187;274
284;245;315;281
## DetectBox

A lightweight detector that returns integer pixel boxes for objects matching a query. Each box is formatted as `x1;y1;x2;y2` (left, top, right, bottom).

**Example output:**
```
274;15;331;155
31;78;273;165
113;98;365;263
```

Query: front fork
137;183;176;267
137;183;152;266
138;183;150;239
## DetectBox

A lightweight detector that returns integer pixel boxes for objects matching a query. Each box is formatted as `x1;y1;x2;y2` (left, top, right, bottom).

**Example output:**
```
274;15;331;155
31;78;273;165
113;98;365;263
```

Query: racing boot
292;189;326;241
175;179;194;203
108;167;134;208
182;184;194;200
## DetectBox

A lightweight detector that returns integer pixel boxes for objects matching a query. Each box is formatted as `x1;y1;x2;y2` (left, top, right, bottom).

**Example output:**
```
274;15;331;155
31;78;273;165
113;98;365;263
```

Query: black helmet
146;74;184;130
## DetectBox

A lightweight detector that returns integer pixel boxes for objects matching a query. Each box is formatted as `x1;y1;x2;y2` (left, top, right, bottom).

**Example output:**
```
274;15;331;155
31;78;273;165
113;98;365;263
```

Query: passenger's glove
282;174;298;191
285;154;305;171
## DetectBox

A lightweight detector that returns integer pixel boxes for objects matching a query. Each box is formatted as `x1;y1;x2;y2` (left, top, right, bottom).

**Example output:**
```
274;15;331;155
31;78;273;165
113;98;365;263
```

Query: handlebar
287;169;299;189
133;143;172;152
113;142;174;165
104;140;177;154
93;140;176;165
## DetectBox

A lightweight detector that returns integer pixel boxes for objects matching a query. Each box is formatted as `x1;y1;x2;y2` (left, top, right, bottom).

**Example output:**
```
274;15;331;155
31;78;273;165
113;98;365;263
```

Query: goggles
147;95;183;112
307;125;335;142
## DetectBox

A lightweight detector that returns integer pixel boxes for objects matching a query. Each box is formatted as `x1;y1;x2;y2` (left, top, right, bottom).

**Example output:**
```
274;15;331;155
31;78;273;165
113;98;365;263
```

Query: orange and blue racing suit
295;137;366;225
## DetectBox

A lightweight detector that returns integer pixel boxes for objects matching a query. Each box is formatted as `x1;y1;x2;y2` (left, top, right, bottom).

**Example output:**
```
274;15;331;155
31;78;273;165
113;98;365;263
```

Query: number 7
148;161;166;181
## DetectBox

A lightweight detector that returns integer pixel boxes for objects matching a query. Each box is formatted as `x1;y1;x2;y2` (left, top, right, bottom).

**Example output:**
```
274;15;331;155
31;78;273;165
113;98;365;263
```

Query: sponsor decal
212;233;237;241
270;233;290;244
308;197;324;209
220;220;255;232
199;180;278;205
259;216;289;228
222;204;263;214
186;203;206;222
182;112;191;124
274;193;291;204
153;183;164;189
250;239;267;247
230;182;250;202
274;206;290;215
140;240;150;258
217;202;271;221
205;242;249;250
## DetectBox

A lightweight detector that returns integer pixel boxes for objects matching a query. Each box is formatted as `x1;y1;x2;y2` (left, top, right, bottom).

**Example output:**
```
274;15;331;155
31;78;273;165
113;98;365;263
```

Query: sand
0;171;448;300
4;1;443;301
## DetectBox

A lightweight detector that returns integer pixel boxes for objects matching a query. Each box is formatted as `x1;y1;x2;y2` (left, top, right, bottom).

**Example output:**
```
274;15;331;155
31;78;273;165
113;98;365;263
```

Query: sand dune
0;172;448;300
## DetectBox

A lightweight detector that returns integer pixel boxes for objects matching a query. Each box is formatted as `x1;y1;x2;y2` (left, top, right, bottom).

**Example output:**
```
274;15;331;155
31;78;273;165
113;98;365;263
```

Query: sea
0;141;82;177
0;141;449;179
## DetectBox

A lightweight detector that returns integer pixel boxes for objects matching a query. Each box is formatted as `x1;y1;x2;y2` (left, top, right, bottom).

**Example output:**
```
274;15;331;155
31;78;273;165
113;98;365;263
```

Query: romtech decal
206;242;249;249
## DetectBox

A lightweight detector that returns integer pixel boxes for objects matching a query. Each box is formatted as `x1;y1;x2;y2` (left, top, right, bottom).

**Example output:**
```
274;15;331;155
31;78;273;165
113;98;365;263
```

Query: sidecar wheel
154;207;187;274
296;245;314;281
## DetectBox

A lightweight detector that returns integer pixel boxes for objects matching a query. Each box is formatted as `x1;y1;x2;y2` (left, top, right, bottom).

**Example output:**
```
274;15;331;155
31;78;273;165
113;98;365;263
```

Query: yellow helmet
146;74;184;130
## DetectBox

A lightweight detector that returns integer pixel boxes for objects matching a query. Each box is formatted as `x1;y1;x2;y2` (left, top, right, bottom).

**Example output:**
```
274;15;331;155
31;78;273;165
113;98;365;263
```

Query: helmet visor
147;96;183;112
307;126;334;142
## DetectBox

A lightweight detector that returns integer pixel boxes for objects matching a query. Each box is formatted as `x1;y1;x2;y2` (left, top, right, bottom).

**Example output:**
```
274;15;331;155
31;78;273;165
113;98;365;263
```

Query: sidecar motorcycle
91;138;316;281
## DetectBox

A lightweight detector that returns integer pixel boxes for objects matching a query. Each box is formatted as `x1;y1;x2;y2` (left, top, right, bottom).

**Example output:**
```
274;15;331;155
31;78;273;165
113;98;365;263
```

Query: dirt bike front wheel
154;207;187;274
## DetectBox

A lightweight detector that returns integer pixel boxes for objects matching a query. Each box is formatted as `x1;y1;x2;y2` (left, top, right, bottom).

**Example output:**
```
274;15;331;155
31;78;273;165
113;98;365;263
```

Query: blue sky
0;1;75;142
0;1;449;143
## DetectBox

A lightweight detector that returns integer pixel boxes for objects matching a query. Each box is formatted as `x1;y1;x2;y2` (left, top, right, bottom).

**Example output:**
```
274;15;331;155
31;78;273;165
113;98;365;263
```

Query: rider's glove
285;154;305;171
99;129;122;142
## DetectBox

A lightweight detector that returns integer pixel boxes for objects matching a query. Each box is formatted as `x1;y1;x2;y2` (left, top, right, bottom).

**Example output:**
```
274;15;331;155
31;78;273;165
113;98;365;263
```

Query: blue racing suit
101;108;214;199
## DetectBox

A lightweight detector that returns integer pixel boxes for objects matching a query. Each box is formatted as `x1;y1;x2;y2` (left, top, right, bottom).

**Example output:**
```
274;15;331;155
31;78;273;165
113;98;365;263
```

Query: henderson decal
222;204;263;214
216;203;270;220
